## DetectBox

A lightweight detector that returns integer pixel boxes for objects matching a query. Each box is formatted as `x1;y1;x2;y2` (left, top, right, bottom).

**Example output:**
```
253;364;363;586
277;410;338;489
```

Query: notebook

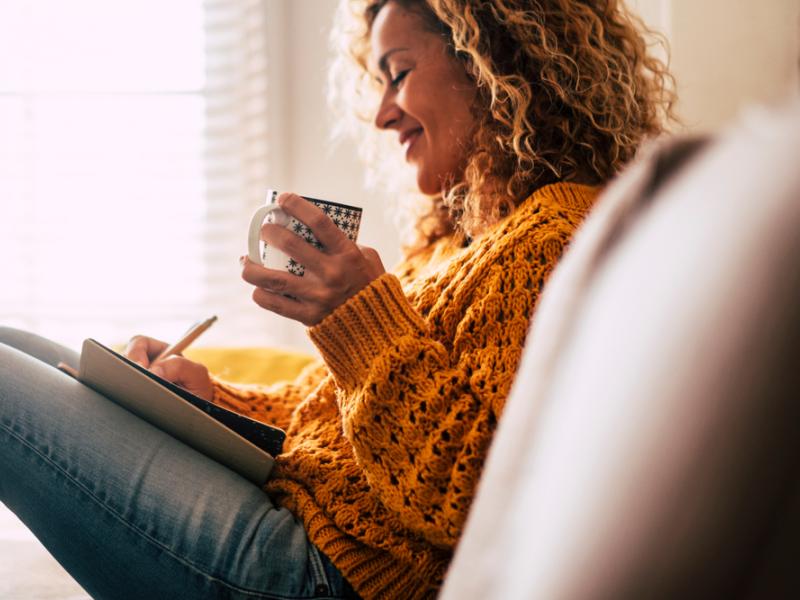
76;338;286;485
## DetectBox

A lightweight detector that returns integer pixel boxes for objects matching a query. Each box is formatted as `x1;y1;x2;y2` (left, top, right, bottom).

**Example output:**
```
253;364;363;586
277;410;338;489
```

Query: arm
309;226;570;548
212;360;328;431
125;335;327;431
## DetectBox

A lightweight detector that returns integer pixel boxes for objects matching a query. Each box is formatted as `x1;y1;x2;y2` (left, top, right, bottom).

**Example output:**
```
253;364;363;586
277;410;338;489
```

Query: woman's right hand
124;335;215;402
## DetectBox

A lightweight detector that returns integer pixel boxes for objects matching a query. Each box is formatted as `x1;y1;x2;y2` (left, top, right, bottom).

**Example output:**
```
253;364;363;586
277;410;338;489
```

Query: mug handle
248;204;287;264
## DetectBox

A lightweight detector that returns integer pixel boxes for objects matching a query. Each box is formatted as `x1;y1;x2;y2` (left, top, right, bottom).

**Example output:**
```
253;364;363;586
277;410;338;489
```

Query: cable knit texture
212;182;598;599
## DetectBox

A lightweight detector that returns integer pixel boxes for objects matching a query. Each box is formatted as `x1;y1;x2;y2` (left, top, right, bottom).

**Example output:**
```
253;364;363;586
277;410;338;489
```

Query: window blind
0;0;279;350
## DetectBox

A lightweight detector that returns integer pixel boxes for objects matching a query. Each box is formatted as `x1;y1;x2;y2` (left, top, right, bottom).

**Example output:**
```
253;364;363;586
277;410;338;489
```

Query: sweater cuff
308;273;427;391
210;375;248;410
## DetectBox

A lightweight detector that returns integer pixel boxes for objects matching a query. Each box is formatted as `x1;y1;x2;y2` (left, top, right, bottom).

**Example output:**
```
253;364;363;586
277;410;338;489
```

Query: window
0;0;277;349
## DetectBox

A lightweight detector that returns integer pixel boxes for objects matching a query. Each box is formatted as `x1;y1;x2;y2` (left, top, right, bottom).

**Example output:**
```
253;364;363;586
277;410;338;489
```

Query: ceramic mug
248;189;363;276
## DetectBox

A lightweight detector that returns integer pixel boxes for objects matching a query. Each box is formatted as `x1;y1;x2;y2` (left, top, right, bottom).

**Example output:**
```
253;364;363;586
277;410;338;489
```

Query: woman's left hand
240;193;386;326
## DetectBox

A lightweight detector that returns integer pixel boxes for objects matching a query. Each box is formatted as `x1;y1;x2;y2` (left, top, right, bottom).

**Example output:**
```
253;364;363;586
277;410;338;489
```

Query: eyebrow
377;47;410;75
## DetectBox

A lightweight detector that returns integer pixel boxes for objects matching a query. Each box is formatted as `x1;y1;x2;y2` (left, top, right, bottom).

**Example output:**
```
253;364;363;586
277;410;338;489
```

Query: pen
151;315;218;366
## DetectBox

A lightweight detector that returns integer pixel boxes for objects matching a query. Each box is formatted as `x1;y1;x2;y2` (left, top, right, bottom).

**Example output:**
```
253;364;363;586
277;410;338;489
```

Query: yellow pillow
183;347;315;386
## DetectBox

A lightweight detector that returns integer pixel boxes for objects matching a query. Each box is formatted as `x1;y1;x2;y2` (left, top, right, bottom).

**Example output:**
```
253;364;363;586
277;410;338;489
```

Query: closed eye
391;69;410;88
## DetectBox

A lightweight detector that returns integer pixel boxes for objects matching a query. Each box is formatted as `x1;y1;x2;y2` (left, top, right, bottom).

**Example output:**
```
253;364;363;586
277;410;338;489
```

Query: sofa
441;102;800;599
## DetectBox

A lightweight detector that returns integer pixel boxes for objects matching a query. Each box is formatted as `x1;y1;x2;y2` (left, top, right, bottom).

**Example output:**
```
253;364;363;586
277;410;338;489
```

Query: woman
0;1;673;598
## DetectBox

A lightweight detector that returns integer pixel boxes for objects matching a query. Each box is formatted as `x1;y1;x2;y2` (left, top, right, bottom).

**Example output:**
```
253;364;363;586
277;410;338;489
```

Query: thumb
358;245;385;275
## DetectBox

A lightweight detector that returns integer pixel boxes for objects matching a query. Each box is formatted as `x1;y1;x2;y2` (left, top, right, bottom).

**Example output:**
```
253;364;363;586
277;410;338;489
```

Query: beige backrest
442;103;800;599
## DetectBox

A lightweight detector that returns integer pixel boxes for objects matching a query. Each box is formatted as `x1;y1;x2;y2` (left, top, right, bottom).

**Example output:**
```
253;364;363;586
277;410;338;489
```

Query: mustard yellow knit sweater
212;182;598;598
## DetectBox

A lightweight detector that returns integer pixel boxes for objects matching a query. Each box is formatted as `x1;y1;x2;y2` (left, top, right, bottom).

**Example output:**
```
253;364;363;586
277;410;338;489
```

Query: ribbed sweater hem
534;181;598;212
308;273;427;392
269;479;441;599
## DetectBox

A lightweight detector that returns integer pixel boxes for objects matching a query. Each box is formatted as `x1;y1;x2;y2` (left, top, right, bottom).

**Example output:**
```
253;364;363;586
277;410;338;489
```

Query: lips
400;127;423;158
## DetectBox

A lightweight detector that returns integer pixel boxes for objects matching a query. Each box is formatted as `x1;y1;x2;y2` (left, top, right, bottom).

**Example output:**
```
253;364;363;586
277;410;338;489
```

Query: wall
631;0;800;130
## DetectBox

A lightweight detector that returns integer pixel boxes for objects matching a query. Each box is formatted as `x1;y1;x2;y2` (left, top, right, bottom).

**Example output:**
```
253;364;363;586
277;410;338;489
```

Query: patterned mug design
249;190;363;276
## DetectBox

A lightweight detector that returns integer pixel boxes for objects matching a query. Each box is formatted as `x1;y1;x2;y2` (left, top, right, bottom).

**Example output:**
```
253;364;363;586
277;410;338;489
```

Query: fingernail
151;366;165;377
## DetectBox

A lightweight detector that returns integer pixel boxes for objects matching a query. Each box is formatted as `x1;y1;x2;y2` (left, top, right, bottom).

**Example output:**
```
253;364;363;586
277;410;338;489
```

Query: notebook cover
78;338;285;485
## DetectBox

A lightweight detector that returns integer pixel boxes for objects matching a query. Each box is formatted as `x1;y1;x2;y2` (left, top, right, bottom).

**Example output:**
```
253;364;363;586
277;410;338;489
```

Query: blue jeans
0;327;358;599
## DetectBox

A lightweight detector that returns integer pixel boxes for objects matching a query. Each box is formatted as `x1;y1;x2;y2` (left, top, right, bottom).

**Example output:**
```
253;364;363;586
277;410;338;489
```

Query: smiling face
369;1;478;195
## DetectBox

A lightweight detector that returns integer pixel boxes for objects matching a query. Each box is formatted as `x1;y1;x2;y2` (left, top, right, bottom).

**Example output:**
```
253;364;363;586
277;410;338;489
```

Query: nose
374;89;402;130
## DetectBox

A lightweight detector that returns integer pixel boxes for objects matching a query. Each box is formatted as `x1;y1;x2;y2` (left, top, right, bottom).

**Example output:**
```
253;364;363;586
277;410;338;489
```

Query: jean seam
0;419;319;600
306;544;332;595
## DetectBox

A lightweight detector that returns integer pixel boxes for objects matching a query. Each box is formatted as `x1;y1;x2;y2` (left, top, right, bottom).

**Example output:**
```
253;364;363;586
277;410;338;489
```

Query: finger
252;287;320;327
151;356;214;401
277;193;352;253
150;356;205;386
358;245;385;272
124;335;167;368
260;222;327;272
241;259;327;302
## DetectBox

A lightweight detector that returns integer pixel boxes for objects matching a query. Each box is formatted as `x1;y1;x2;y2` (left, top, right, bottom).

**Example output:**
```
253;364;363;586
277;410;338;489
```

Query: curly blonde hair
329;0;676;248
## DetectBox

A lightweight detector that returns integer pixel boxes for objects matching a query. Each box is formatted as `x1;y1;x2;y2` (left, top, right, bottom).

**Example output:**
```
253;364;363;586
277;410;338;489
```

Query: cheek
433;102;475;165
449;87;478;138
426;83;476;150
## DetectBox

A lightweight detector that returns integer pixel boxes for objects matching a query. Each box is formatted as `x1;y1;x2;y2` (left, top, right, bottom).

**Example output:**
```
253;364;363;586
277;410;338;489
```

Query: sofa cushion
183;347;315;386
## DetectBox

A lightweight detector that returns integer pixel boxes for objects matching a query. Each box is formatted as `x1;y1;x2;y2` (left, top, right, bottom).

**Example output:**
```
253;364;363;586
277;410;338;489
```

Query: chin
417;181;438;195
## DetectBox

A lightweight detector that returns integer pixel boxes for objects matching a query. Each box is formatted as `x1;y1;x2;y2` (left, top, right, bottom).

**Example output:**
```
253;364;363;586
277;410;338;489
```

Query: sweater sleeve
212;360;328;431
308;222;570;548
